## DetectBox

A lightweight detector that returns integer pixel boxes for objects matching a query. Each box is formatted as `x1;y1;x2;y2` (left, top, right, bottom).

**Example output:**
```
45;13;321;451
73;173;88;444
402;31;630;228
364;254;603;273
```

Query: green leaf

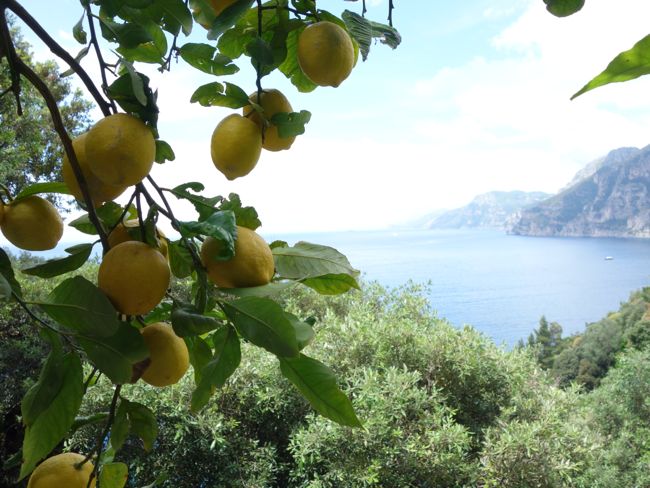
117;21;168;64
111;400;130;451
341;10;401;61
0;248;21;298
100;462;128;488
285;311;314;350
544;0;585;17
99;18;153;48
572;34;650;99
168;240;195;279
191;325;241;412
179;43;239;76
190;81;249;108
270;110;311;138
273;242;359;281
107;72;159;128
77;322;149;384
39;276;120;337
247;36;274;66
178;210;236;259
159;0;193;36
279;27;317;92
218;193;261;230
0;274;11;300
111;399;158;452
217;24;256;60
14;182;70;200
73;13;87;44
219;280;298;298
21;348;64;427
207;0;255;39
61;45;91;77
122;400;157;451
221;297;299;357
21;243;94;279
185;335;212;383
301;273;360;295
169;182;221;220
172;303;223;336
19;353;84;480
279;354;361;427
155;139;175;163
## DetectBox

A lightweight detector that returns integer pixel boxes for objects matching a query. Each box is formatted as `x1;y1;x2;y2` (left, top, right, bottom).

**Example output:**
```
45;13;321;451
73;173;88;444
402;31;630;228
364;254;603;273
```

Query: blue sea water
266;229;650;346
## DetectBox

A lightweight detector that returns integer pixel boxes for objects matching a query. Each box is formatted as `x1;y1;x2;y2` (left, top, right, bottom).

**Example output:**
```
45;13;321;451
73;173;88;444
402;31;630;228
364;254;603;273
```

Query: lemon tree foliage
0;0;400;485
549;0;650;99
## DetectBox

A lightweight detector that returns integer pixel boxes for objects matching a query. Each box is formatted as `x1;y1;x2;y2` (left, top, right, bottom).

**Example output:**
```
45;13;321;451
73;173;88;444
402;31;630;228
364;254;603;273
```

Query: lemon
210;114;262;180
0;201;5;225
108;219;169;259
62;133;127;207
98;241;170;316
200;226;274;288
85;113;155;187
1;196;63;251
27;452;95;488
209;0;237;16
243;89;296;152
297;21;355;87
140;322;189;387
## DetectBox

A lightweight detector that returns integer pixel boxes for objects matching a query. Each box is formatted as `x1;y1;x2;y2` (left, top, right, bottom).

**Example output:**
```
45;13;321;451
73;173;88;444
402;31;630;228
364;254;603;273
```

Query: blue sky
12;0;650;236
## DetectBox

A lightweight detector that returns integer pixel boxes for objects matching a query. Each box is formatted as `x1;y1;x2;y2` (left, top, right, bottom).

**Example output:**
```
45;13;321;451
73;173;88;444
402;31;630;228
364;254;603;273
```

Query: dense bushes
4;261;650;487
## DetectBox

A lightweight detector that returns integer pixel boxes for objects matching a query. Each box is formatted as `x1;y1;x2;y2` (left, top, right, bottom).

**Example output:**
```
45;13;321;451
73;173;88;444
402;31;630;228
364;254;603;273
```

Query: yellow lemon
85;113;155;186
27;452;95;488
98;241;170;316
1;196;63;251
62;133;127;207
200;226;274;288
209;0;237;16
108;219;169;259
140;322;189;387
210;114;262;180
243;89;296;152
0;200;5;225
297;21;355;87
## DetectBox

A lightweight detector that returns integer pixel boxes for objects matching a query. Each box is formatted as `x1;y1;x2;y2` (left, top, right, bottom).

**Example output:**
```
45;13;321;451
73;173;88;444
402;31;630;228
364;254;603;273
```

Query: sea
266;229;650;346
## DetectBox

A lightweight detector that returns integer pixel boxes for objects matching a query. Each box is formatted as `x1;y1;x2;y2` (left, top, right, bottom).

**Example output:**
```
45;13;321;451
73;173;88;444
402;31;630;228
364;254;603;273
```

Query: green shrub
289;367;475;487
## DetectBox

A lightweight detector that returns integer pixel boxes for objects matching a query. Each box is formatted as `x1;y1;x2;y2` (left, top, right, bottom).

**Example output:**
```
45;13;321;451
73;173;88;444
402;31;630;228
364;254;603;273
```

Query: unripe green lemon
1;196;63;251
297;21;355;87
200;226;274;288
243;89;296;152
27;452;95;488
210;114;262;180
85;113;155;186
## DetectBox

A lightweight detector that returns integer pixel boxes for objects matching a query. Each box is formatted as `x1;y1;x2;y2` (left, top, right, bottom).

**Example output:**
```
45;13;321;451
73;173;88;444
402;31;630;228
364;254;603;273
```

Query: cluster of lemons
24;6;358;487
211;18;355;180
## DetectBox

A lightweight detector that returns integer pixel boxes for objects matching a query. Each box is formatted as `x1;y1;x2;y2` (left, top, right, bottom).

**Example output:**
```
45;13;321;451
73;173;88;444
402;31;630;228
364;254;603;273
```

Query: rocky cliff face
509;146;650;238
429;191;551;229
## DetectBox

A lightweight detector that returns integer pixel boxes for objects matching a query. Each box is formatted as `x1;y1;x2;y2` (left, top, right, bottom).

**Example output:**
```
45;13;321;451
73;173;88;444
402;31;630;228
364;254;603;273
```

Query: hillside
428;191;551;229
509;146;650;237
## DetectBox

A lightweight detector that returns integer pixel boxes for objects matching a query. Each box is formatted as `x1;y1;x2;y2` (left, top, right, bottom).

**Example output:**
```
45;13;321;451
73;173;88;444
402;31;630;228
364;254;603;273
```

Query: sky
10;0;650;236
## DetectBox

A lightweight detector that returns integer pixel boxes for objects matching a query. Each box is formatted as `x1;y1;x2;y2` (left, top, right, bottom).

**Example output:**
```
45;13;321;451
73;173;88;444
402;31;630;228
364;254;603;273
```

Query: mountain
509;146;650;238
428;191;552;229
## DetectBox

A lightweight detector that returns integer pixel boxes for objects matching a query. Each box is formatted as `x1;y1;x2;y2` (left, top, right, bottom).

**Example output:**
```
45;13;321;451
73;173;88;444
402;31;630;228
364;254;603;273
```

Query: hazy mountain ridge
509;145;650;238
427;191;552;229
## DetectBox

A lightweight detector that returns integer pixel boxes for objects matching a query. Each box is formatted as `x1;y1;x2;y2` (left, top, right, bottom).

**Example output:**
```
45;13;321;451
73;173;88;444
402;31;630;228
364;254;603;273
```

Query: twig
85;6;117;113
362;0;367;17
3;0;113;115
388;0;394;26
83;367;99;393
80;384;122;488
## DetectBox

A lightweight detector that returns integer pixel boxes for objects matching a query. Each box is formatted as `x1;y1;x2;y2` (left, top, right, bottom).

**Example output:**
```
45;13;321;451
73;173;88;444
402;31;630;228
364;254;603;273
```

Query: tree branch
2;0;113;116
0;12;110;250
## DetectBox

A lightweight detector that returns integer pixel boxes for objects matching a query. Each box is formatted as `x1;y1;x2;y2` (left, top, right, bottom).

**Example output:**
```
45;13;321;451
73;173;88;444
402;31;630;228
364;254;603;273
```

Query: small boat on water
605;256;614;260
